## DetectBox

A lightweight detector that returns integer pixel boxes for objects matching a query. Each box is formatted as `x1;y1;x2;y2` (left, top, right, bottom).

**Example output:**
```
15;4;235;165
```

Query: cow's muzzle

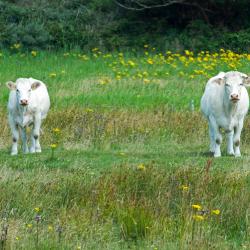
20;99;28;106
230;94;240;103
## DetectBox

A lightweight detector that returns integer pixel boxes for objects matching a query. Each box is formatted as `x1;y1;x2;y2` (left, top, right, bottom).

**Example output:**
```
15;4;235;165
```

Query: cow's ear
214;72;225;85
31;81;41;90
242;74;250;87
214;77;225;85
6;81;16;90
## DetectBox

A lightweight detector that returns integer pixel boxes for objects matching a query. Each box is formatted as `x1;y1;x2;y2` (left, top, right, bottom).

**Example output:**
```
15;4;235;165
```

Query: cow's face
6;79;41;106
224;74;245;103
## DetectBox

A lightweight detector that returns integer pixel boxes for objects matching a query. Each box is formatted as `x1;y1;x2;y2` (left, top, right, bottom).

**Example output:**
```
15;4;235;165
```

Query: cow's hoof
227;151;235;156
214;153;221;158
235;154;241;158
36;149;42;153
11;151;18;156
23;149;29;154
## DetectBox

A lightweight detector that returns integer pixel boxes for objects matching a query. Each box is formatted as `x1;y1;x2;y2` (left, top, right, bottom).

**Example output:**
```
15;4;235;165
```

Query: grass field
0;48;250;249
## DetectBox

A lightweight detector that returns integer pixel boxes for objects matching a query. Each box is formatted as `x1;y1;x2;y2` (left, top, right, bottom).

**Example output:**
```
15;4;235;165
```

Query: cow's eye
225;83;230;87
240;83;244;86
16;89;19;92
29;89;31;92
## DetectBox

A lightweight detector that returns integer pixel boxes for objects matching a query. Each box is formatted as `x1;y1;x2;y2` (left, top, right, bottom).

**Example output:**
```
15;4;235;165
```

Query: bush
1;1;250;51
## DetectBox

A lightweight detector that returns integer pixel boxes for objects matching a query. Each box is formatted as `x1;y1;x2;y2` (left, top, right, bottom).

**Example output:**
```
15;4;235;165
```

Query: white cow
201;71;249;157
6;78;50;155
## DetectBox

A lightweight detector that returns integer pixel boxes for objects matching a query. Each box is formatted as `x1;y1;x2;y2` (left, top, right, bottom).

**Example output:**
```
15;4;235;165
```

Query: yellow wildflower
49;73;57;78
53;128;61;133
50;144;57;149
99;78;111;85
192;204;202;210
81;55;89;61
144;44;149;48
147;58;154;65
128;60;136;67
34;207;40;212
85;108;94;113
211;209;220;215
180;185;189;191
31;51;37;57
193;215;204;221
13;43;21;49
16;236;20;241
27;224;32;228
143;78;150;84
137;163;146;171
116;75;121;80
48;225;53;231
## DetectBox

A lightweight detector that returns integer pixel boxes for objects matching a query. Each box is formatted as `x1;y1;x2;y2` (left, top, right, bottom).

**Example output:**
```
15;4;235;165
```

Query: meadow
0;47;249;249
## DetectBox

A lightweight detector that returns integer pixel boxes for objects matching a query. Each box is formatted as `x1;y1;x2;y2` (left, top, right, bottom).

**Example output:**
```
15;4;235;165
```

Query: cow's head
6;78;41;106
215;71;250;103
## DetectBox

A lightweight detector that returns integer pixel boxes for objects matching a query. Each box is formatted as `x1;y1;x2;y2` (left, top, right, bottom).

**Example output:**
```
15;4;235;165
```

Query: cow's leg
8;115;19;155
226;130;234;155
233;119;243;157
209;116;222;157
21;127;29;153
208;121;215;153
30;113;42;153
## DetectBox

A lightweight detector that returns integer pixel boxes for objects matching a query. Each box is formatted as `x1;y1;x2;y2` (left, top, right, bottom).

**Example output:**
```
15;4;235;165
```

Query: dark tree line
0;0;250;51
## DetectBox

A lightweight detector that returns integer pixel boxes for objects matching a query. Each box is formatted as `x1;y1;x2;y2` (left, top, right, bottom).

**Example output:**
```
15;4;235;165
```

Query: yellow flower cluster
191;204;221;222
6;46;250;88
99;47;250;83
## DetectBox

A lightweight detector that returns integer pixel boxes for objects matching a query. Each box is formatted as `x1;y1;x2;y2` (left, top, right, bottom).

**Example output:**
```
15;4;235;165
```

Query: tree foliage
1;0;250;51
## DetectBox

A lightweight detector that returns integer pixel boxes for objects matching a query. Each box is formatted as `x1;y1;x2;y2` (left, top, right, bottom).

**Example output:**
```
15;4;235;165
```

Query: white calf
201;71;249;157
6;78;50;155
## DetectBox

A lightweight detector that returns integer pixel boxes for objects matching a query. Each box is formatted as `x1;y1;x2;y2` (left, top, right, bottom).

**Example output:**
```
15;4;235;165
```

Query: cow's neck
17;104;29;115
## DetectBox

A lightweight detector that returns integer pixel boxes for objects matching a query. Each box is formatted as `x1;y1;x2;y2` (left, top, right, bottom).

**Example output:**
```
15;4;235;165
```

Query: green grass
0;50;249;249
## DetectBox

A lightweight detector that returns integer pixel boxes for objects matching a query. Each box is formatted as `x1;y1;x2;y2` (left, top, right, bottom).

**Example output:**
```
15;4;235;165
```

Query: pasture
0;48;249;249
